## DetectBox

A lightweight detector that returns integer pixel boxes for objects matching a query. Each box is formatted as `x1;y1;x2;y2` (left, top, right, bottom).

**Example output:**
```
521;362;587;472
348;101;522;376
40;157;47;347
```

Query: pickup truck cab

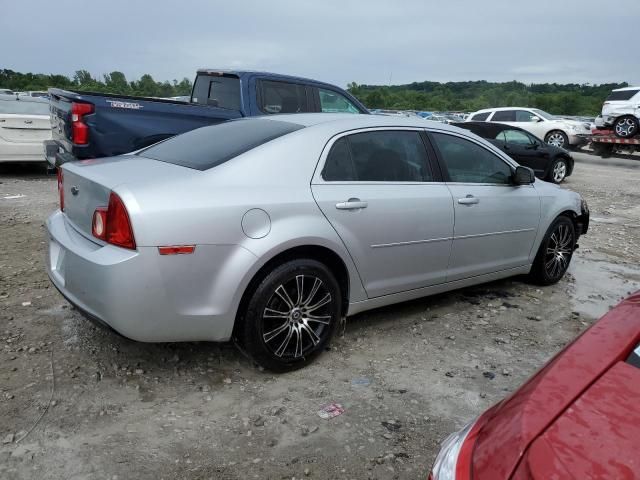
45;70;368;167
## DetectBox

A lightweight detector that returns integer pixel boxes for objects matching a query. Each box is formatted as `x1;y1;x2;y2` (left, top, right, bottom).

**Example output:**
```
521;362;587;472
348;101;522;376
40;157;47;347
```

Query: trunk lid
61;155;197;238
0;114;51;143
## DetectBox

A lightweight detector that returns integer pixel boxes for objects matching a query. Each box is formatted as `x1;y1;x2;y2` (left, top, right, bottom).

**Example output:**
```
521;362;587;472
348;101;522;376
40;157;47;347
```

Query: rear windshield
0;98;50;115
191;74;241;110
606;89;639;101
137;119;304;170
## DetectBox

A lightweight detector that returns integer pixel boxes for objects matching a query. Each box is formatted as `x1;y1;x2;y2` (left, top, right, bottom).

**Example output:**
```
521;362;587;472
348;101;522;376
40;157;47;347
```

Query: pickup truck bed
45;70;368;167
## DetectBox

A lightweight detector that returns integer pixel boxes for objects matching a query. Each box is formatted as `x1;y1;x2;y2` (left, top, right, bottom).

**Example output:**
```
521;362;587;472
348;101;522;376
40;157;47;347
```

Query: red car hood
471;292;640;479
514;361;640;479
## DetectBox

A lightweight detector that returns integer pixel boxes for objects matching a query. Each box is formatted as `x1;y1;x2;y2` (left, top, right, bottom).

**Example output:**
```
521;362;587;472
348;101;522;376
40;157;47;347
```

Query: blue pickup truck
45;69;368;167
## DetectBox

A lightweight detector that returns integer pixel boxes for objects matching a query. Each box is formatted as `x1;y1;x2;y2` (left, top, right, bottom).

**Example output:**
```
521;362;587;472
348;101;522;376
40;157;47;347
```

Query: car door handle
336;198;368;210
458;195;479;205
24;120;33;124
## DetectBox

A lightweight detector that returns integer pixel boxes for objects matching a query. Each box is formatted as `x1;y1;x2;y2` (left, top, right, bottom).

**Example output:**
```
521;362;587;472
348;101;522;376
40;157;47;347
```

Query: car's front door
497;128;550;176
311;129;454;298
428;130;541;281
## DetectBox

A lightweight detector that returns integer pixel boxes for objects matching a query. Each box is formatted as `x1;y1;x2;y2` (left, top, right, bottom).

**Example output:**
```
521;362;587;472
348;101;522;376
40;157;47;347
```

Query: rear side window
431;132;512;184
258;80;310;114
470;112;490;121
606;89;639;101
0;99;49;115
138;119;303;170
191;75;241;110
322;130;432;182
491;110;516;122
318;88;360;113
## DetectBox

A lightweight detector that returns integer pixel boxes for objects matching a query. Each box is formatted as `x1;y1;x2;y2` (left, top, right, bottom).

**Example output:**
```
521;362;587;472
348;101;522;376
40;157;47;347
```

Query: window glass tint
502;129;533;144
0;99;50;115
323;130;432;182
470;112;490;121
491;110;516;122
323;137;356;181
515;110;539;122
138;119;303;170
259;80;309;114
606;89;639;101
431;133;512;184
191;75;241;110
318;88;360;113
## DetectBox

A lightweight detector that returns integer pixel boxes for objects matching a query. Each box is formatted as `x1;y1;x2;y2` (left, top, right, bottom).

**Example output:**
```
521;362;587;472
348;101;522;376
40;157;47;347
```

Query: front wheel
614;116;639;138
545;130;569;148
548;158;568;183
238;259;342;372
528;216;576;285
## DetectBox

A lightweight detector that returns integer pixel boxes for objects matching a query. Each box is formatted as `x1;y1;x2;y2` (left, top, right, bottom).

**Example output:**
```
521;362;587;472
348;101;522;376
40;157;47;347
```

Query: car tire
613;116;639;138
528;216;575;286
545;130;569;148
238;259;342;372
548;158;568;183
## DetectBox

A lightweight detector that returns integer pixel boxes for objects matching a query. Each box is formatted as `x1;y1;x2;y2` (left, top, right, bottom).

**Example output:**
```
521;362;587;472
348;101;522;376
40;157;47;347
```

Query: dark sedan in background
455;122;574;183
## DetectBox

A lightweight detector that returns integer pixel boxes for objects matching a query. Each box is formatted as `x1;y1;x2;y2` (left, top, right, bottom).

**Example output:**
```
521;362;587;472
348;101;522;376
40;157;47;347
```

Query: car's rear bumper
44;140;77;168
46;210;254;342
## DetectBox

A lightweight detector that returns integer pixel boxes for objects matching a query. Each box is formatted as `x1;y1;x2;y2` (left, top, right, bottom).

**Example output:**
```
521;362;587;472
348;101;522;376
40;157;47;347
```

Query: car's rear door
311;128;454;298
428;129;540;281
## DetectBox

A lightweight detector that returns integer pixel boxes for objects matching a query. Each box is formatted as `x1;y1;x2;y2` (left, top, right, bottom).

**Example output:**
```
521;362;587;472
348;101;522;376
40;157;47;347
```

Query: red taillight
57;168;64;211
71;102;94;145
91;192;136;250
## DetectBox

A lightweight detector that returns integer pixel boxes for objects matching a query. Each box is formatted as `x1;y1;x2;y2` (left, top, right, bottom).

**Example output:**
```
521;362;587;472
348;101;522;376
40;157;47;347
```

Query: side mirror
514;166;535;185
530;116;542;122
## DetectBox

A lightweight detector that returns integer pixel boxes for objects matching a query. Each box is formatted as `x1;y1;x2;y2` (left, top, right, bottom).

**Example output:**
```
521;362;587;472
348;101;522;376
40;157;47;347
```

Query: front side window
491;110;516;122
470;112;490;121
500;129;534;145
515;110;540;122
318;88;360;113
322;130;432;182
431;133;512;184
258;80;310;114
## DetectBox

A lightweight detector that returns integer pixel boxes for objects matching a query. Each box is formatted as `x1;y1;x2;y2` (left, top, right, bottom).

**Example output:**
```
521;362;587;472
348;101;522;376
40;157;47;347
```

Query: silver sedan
47;114;589;371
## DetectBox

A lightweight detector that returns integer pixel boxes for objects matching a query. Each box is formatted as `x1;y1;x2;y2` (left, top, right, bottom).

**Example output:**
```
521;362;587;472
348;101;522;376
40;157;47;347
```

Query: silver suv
595;87;640;138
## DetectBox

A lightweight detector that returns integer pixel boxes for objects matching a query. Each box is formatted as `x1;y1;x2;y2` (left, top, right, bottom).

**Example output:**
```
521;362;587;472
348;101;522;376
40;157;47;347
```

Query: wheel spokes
306;293;332;313
263;321;290;343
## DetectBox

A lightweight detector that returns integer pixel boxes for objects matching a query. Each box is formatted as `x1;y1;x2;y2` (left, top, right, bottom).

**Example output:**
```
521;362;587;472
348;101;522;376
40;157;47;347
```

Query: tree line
0;69;193;98
347;80;627;115
0;69;626;115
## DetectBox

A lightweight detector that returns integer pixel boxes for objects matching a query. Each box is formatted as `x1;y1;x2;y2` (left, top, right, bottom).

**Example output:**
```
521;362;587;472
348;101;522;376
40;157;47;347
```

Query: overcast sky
2;0;638;88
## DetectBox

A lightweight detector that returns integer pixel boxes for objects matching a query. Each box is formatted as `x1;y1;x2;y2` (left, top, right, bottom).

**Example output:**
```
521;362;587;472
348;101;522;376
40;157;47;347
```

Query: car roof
472;106;535;113
251;113;467;133
196;69;348;89
612;86;640;92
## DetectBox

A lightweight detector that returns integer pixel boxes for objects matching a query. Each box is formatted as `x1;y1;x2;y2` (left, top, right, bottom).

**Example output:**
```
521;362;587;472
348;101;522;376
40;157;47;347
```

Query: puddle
569;255;640;318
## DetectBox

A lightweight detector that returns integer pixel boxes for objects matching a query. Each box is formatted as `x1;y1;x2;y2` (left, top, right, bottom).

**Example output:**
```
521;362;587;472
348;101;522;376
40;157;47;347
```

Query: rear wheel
614;116;639;138
545;130;569;148
528;216;575;285
238;259;341;372
548;158;568;183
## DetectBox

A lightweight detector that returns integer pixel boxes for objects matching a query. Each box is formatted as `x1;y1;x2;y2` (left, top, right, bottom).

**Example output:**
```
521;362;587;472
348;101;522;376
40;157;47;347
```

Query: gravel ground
1;155;639;480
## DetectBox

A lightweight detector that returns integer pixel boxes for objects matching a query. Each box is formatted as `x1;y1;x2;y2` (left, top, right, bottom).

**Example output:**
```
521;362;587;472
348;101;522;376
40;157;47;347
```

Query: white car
594;86;640;138
467;107;591;149
0;94;52;163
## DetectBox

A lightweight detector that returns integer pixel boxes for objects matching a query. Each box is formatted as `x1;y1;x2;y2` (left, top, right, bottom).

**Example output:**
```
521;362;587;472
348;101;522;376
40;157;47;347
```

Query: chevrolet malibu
429;291;640;479
47;114;589;371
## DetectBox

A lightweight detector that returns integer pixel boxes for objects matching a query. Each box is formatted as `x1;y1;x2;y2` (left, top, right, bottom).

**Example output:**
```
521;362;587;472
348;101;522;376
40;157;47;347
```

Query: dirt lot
1;155;640;480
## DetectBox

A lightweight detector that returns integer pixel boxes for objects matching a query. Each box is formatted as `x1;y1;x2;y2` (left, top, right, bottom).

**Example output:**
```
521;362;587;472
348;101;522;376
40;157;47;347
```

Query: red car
430;291;640;480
